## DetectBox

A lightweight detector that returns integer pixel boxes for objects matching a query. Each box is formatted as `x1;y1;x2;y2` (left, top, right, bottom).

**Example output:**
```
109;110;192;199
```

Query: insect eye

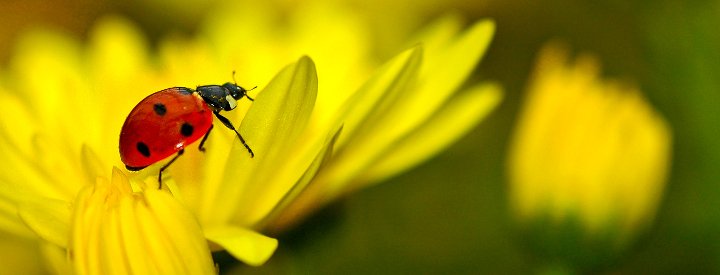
232;90;243;100
231;86;245;100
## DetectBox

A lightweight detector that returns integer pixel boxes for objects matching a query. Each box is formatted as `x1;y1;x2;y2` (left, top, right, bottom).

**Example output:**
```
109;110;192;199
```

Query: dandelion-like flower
507;44;672;268
0;2;501;273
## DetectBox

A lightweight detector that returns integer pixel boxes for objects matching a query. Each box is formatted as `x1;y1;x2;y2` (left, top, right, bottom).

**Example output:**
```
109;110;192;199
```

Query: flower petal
333;46;423;147
317;46;423;190
7;28;82;121
260;125;344;231
325;21;495;193
17;197;72;248
204;56;319;226
143;189;216;274
86;16;157;163
269;47;423;228
41;242;73;274
204;225;278;267
421;19;495;92
363;83;503;183
0;187;36;238
404;14;463;66
70;168;215;275
81;144;108;186
274;19;497;228
369;19;495;149
88;16;150;85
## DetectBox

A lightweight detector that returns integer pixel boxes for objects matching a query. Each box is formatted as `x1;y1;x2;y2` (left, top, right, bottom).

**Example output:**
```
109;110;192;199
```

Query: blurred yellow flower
0;1;500;273
507;44;672;255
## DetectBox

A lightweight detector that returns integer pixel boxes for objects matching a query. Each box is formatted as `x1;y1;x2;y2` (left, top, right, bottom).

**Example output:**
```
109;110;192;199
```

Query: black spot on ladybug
181;122;194;137
153;103;167;116
136;142;151;157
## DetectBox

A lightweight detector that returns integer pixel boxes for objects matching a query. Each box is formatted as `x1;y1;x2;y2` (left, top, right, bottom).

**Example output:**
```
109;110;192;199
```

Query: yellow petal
405;14;463;54
17;197;72;248
86;16;156;162
275;19;497;228
370;19;495;149
204;225;278;267
41;243;73;275
0;93;36;157
261;126;344;231
363;83;503;184
80;144;108;187
333;46;423;148
7;28;103;161
203;56;319;227
7;28;82;120
70;167;215;275
0;187;36;238
319;46;423;191
323;20;495;196
272;47;423;228
88;16;149;85
144;189;216;274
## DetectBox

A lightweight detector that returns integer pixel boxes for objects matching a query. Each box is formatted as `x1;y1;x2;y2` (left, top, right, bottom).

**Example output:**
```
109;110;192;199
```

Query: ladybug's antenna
245;86;257;101
231;70;256;101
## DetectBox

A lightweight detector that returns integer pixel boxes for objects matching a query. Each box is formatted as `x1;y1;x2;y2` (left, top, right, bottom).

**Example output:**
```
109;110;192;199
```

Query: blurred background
0;0;717;273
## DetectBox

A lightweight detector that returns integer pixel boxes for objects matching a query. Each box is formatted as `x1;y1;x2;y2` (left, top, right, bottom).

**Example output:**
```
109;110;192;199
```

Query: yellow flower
69;168;215;274
0;16;292;272
507;44;672;260
0;2;501;273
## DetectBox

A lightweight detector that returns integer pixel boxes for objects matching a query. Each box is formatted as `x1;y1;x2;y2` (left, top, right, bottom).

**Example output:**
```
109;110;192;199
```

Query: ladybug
120;79;255;188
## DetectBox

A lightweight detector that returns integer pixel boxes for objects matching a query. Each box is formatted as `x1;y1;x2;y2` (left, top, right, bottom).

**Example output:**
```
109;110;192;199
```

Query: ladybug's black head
221;82;255;101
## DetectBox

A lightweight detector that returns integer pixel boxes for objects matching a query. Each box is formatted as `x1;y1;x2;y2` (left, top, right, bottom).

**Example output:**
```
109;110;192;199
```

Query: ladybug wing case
119;88;213;169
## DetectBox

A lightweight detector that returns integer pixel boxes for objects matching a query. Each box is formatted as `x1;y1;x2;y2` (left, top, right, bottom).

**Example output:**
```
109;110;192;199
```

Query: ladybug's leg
213;111;254;157
158;149;185;189
198;124;214;152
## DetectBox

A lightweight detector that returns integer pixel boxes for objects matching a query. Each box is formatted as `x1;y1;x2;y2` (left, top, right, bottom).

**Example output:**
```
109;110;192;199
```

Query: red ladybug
120;80;255;188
